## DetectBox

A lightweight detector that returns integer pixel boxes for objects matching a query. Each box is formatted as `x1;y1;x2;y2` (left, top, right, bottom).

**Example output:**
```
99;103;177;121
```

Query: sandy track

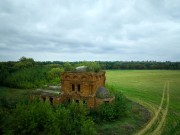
150;82;169;135
135;81;170;135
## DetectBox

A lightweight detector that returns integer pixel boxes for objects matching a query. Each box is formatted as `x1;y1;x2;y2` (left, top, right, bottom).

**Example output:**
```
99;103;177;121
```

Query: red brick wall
61;71;106;108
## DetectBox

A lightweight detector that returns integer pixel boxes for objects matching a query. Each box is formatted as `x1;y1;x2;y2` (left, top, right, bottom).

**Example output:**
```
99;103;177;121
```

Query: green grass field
106;70;180;135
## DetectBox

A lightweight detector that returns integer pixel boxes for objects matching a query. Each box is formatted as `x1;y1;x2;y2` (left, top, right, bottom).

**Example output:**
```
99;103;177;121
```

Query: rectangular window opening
49;97;53;105
43;97;46;102
104;101;109;103
72;84;75;91
76;100;79;103
78;84;80;92
83;100;86;104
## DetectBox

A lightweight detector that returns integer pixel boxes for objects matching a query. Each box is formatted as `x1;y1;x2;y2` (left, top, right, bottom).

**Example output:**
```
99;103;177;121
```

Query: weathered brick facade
60;71;114;108
33;70;114;108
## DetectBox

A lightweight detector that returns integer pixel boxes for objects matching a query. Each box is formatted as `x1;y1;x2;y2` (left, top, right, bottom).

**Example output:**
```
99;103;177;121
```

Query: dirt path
150;82;170;135
135;81;170;135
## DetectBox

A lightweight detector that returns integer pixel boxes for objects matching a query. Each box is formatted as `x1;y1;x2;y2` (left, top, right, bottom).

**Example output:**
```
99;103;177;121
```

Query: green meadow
106;70;180;135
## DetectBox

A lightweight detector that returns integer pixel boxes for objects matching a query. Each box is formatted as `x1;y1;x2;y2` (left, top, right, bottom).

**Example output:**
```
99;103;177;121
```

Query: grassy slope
96;100;151;135
106;70;180;135
0;87;31;98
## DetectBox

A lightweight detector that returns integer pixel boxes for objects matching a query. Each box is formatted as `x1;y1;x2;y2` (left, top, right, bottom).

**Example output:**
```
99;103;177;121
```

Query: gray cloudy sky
0;0;180;61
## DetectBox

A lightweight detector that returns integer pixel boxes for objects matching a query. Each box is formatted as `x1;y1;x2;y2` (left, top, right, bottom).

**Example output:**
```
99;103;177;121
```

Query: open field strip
136;81;170;135
151;82;169;135
136;82;168;135
106;70;180;135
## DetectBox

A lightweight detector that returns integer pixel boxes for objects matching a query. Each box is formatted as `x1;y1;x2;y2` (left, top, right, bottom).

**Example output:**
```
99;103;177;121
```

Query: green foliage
86;62;101;72
88;85;128;123
0;109;7;135
0;68;9;85
4;99;56;135
59;101;96;135
64;62;73;71
47;67;64;84
2;99;96;135
0;86;150;135
1;57;180;89
46;64;63;68
3;67;49;88
75;61;101;72
99;61;180;70
95;91;127;122
14;56;35;69
96;102;115;121
0;57;64;88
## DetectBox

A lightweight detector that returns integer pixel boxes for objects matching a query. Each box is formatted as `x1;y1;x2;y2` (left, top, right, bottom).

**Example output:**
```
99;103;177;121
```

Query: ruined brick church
33;66;114;108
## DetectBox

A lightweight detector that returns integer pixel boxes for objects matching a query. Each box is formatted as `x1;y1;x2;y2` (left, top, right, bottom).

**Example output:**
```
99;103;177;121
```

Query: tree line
0;57;101;89
0;57;180;89
36;60;180;70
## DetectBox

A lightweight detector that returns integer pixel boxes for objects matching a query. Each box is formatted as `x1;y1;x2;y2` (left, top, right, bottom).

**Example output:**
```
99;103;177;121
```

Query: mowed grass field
106;70;180;135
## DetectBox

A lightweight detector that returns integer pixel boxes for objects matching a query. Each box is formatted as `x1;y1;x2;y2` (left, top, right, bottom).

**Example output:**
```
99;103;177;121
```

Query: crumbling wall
61;71;106;108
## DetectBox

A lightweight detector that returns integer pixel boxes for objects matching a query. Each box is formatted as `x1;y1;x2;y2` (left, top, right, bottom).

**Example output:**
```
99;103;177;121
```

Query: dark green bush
0;109;6;135
93;86;127;122
3;99;96;135
4;99;56;135
54;101;96;135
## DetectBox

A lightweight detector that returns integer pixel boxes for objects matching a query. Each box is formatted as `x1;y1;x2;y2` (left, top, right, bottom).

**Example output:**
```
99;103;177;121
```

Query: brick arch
65;75;70;79
81;76;87;81
73;76;78;80
89;75;93;80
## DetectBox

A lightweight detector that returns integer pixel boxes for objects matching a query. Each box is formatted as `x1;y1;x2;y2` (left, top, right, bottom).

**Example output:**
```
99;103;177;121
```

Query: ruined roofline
32;90;60;97
64;65;104;73
63;70;105;74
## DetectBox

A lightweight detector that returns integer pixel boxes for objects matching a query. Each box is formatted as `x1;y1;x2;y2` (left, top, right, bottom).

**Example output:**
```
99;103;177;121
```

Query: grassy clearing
106;70;180;135
0;87;31;98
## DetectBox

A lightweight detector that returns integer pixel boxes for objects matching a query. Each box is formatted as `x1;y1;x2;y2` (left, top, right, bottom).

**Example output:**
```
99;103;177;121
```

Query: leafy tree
3;99;96;135
14;56;35;69
94;86;127;122
47;67;64;84
75;61;101;72
0;68;9;85
65;101;96;135
4;99;57;135
0;109;6;135
87;62;101;72
64;62;73;71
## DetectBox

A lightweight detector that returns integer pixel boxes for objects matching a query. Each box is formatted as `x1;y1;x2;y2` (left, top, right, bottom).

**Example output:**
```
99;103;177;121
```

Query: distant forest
38;60;180;70
0;57;180;89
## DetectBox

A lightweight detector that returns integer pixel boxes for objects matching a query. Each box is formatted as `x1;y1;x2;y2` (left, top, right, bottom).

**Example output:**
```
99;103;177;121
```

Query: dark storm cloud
0;0;180;61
